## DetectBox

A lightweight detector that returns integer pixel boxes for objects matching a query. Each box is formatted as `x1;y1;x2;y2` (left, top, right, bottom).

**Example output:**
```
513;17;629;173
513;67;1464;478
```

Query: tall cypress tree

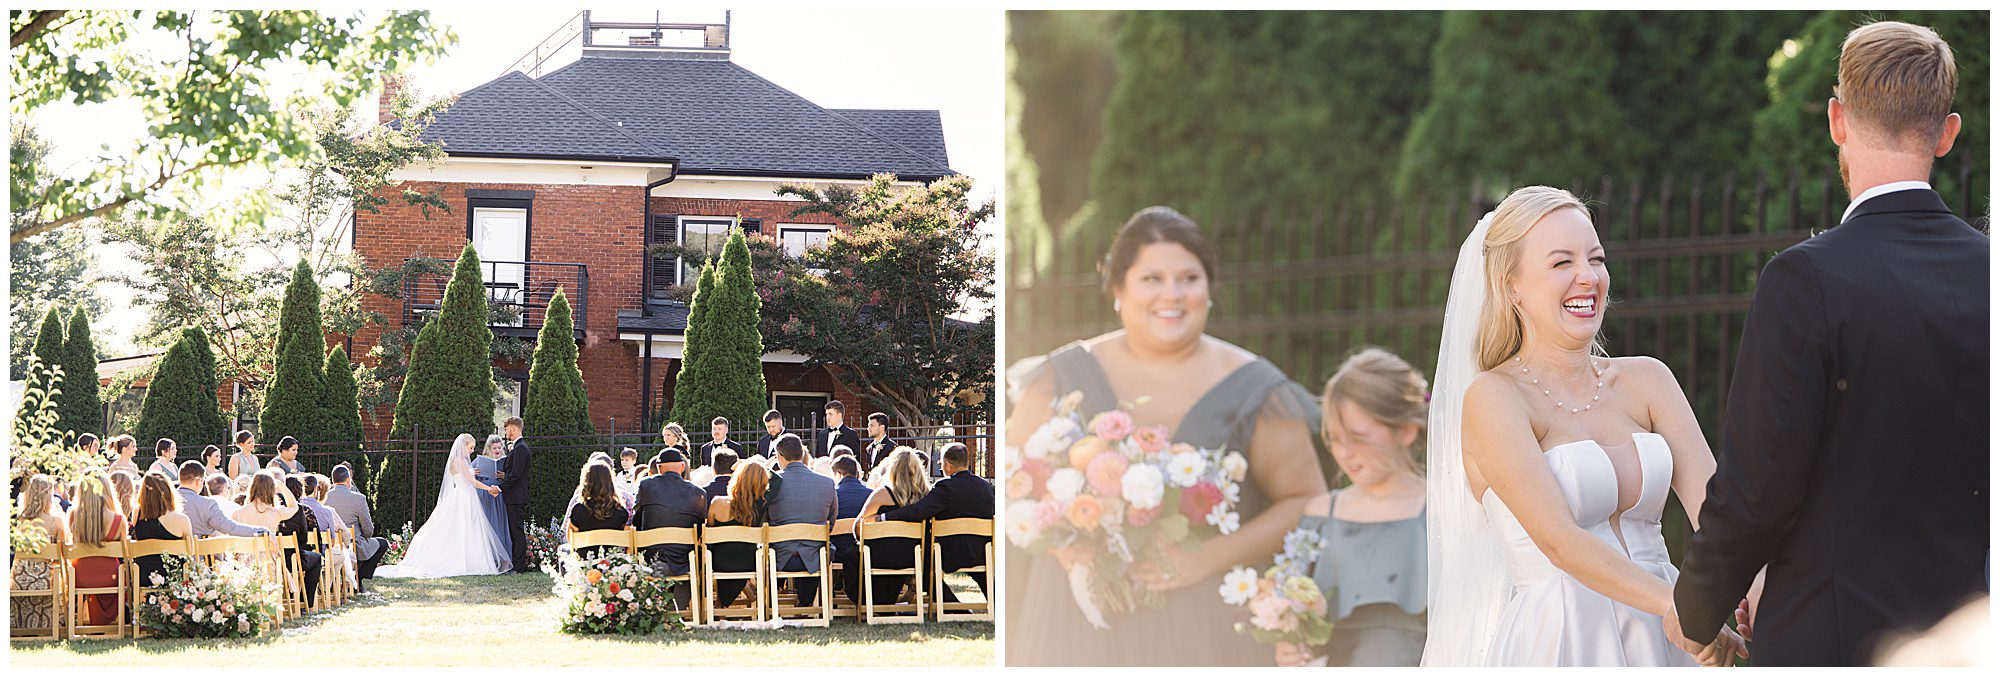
261;260;327;443
136;328;226;449
21;307;68;435
671;229;767;431
321;345;362;448
524;287;593;439
669;263;720;424
59;306;103;438
391;243;498;440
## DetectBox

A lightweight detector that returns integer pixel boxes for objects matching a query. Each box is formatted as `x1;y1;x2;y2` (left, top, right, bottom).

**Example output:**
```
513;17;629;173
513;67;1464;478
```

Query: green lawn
11;573;994;667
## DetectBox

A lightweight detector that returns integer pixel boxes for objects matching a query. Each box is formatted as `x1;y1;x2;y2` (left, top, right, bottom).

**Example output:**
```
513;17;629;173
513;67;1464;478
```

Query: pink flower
1085;452;1128;496
605;602;618;615
1132;426;1170;455
1180;481;1224;524
1010;458;1052;499
1128;505;1160;527
1033;499;1064;530
1006;471;1035;500
1090;410;1136;442
1067;435;1111;470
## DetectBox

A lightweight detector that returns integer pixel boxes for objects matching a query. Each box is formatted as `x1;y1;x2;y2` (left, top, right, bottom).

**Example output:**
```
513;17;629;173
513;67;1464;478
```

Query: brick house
348;16;957;439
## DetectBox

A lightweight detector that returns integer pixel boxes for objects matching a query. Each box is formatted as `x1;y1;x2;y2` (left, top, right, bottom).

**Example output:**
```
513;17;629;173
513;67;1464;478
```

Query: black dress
132;518;181;586
840;496;920;608
707;500;766;609
567;503;630;560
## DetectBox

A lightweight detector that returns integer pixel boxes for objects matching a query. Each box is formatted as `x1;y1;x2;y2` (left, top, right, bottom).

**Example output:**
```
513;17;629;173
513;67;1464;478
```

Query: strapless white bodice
1478;432;1695;666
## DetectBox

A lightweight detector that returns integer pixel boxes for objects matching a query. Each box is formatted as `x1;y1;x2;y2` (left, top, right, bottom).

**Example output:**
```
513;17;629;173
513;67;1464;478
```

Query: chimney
378;73;407;126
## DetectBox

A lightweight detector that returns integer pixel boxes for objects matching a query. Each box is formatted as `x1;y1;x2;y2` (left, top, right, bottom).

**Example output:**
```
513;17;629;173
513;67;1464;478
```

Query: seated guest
177;462;264;537
108;469;140;530
299;474;345;539
845;449;930;607
567;462;629;559
106;434;141;475
633;448;706;609
686;465;715;489
231;471;301;533
860;412;899;474
707;462;771;609
884;443;995;602
268;436;306;474
202;472;231;499
277;474;324;608
131;472;192;585
618;447;647;486
11;474;68;633
829;455;871;572
698;416;744;469
704;450;738;501
326;463;388;590
147;438;180;478
766;433;838;607
811;452;840;478
68;471;127;626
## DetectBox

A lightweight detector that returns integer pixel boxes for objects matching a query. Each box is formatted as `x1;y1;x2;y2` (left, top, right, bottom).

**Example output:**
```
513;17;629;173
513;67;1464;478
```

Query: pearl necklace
1514;356;1603;415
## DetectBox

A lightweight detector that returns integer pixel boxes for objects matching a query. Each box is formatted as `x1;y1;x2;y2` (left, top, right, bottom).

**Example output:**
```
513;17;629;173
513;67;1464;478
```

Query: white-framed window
232;382;258;436
678;216;738;283
777;223;834;259
494;378;524;433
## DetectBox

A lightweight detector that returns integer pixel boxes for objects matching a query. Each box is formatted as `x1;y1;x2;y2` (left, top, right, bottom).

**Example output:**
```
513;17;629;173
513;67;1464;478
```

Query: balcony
402;258;588;340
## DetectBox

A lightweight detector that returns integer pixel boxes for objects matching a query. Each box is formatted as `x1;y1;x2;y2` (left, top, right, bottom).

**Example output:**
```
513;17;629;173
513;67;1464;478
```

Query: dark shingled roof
421;55;953;181
618;301;690;334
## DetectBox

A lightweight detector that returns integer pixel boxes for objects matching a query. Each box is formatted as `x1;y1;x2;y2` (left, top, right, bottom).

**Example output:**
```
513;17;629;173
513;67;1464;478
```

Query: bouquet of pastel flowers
1005;390;1249;628
381;521;415;565
1221;528;1336;663
527;517;565;571
136;555;283;638
552;550;685;634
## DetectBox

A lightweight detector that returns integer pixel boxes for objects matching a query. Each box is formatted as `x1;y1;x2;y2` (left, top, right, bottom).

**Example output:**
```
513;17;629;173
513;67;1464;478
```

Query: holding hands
1663;603;1750;667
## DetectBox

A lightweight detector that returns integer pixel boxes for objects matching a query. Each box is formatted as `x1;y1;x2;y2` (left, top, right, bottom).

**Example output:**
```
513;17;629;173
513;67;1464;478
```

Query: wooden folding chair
633;526;701;625
9;539;66;641
701;524;766;624
278;536;311;617
859;519;927;624
304;530;347;609
828;517;859;619
929;518;994;621
64;539;130;639
126;537;194;638
566;527;636;563
766;522;832;627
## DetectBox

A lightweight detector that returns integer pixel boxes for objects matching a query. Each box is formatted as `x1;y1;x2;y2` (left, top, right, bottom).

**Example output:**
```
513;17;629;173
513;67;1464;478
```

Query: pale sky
22;8;1002;359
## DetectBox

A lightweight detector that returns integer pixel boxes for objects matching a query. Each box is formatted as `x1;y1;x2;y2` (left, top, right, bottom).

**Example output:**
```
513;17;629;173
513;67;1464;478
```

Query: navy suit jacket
765;462;838;572
885;471;994;572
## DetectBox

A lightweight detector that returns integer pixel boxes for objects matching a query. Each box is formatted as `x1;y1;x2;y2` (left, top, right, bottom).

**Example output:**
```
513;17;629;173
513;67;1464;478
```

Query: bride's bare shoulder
1599;355;1678;399
1465;368;1526;407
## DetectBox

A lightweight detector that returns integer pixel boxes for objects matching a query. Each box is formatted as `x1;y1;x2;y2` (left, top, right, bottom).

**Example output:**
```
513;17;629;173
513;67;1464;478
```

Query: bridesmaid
473;434;514;557
227;430;260;478
106;435;141;475
1277;348;1429;666
200;444;225;476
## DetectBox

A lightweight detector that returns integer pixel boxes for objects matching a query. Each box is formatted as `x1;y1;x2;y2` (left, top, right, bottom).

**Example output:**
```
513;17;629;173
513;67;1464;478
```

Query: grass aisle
12;573;994;667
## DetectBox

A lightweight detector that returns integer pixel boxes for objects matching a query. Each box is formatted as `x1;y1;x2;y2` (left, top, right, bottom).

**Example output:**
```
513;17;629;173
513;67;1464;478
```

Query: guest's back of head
775;433;805;462
882;448;933;506
69;471;117;544
728;463;771;526
137;472;183;521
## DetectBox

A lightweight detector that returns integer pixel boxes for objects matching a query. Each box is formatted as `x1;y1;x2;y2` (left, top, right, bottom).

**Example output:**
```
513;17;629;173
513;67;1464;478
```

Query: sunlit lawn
11;572;994;667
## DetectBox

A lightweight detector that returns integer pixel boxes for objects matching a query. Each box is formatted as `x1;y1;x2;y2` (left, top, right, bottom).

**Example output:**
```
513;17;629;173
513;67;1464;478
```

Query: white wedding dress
377;434;512;579
1480;433;1695;666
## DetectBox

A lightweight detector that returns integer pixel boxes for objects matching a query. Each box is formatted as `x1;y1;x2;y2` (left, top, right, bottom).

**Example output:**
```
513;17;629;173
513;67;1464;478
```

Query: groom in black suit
498;416;534;574
1672;22;1988;666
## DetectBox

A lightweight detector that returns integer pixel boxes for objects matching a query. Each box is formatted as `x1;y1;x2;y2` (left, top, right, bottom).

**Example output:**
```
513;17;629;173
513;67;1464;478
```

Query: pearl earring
1207;299;1214;309
1114;299;1121;312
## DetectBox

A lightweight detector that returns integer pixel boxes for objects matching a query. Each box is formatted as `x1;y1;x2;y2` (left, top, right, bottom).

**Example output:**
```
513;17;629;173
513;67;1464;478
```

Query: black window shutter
651;214;679;297
741;217;763;234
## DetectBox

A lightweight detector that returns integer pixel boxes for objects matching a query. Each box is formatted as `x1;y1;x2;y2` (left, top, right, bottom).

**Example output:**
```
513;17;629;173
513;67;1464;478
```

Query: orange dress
72;514;127;626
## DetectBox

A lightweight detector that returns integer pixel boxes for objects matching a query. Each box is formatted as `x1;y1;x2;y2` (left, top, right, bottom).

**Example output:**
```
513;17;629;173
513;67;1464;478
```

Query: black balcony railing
402;258;588;339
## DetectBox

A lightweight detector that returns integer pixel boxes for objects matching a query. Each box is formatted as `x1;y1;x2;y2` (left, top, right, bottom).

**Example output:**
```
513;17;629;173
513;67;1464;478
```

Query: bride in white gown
377;433;512;579
1423;187;1746;667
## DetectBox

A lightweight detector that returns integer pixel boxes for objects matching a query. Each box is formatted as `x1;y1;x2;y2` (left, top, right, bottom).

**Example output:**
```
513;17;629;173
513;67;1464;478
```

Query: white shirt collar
1841;180;1931;223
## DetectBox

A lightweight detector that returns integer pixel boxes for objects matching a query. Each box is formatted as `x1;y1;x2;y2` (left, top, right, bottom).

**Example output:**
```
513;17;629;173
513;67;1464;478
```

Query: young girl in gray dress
1278;348;1429;667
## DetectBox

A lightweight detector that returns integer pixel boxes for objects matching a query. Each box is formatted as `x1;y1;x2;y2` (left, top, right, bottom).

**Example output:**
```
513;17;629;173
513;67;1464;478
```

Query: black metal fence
1006;163;1987;556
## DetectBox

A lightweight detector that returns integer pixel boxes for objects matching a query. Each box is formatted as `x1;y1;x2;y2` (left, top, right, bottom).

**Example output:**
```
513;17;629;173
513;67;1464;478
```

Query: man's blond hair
1836;21;1957;150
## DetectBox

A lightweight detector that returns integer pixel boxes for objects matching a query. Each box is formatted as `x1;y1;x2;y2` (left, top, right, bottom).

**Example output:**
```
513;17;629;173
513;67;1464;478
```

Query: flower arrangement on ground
136;555;283;638
552;550;684;634
1005;390;1247;627
1221;528;1335;660
527;516;564;572
380;521;415;565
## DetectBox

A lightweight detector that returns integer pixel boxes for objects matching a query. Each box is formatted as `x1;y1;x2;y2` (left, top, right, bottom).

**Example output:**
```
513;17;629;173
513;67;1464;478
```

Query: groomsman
815;400;863;461
147;438;180;478
698;416;744;469
755;409;787;458
860;412;899;474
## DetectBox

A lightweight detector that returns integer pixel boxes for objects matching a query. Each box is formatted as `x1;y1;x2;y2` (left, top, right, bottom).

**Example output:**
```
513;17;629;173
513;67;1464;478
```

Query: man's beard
1839;146;1852;197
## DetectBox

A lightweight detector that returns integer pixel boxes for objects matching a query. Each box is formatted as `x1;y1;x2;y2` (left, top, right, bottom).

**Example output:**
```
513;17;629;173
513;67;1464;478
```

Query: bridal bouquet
1005;390;1247;628
137;555;283;638
552;551;684;634
382;521;415;565
1221;528;1335;659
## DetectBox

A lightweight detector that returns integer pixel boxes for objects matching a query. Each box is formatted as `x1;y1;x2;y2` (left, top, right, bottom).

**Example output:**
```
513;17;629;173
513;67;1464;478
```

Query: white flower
1046;468;1085;503
190;608;206;623
238;617;251;633
150;572;166;586
1006;501;1041;547
1220;480;1241;506
1221;451;1248;483
618;588;634;601
1120;464;1166;510
1219;567;1259;606
1166;451;1206;487
1207;504;1240;535
1025;417;1083;460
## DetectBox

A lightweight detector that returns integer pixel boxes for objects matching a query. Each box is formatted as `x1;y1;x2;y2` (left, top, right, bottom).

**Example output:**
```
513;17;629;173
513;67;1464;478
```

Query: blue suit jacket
765;462;838;572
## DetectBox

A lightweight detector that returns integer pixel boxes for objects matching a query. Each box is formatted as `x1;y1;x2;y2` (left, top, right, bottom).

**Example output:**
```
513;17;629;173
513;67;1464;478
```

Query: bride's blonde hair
1476;186;1604;371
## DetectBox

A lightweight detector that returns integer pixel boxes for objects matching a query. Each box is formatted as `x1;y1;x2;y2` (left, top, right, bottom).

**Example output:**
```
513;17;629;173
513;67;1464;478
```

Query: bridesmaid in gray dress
472;434;514;556
1007;207;1328;666
1277;348;1429;667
